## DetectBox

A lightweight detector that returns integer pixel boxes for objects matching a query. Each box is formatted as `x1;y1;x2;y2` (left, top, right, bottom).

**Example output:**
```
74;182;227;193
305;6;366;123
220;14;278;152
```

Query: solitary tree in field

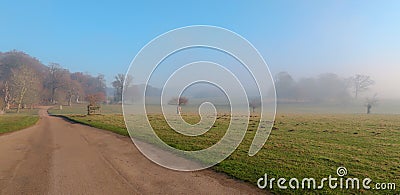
168;97;188;114
349;74;375;99
365;94;378;114
249;98;261;113
168;97;188;106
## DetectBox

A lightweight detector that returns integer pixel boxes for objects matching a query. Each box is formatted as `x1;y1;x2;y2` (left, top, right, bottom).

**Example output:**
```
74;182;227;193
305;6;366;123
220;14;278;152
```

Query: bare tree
95;74;107;96
0;100;4;114
65;79;83;106
86;92;106;115
168;97;188;114
2;81;11;110
168;97;188;106
350;74;375;99
112;74;133;103
365;94;378;114
249;98;261;113
70;72;107;103
10;65;39;113
45;63;69;104
274;72;296;101
0;84;5;114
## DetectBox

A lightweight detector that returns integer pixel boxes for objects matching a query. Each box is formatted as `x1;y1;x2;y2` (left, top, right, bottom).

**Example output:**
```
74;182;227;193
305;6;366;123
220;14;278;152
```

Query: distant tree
349;74;375;99
275;72;351;103
296;78;318;102
112;74;132;103
86;92;105;115
274;72;296;101
23;78;41;109
249;98;261;113
365;94;378;114
70;72;107;103
0;84;5;113
0;99;4;114
316;73;351;103
10;65;39;113
65;79;83;106
44;63;69;104
1;81;11;110
168;97;188;114
95;74;107;96
86;92;106;106
168;97;188;106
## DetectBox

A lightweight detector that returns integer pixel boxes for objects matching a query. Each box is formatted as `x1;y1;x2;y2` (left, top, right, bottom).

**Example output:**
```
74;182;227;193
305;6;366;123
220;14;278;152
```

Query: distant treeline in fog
274;71;374;104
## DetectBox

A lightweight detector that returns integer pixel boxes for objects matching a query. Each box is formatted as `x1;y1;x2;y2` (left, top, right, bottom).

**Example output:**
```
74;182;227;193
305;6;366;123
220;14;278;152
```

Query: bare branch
350;74;375;99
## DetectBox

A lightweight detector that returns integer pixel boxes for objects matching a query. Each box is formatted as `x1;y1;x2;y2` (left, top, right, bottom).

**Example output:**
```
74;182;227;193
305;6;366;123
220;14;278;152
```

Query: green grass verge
49;111;400;195
0;110;39;134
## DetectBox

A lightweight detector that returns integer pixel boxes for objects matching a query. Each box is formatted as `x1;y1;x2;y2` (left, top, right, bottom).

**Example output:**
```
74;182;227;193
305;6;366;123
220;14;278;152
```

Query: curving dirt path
0;108;265;194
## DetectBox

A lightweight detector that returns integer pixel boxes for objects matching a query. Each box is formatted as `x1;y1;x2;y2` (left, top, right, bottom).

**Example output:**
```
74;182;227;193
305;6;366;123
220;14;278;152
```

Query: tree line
0;51;378;114
109;71;378;114
274;71;375;104
0;50;106;113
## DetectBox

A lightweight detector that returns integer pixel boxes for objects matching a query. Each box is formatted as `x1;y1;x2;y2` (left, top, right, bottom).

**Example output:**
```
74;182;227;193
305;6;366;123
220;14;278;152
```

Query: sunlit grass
50;110;400;195
0;108;39;134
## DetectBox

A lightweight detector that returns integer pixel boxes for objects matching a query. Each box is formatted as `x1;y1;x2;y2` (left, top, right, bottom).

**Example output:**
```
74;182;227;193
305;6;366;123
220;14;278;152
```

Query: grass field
48;104;399;194
0;108;40;134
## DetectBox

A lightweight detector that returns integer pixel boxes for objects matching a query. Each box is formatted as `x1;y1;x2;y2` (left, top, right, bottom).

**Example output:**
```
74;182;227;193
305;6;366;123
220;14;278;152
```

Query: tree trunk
16;85;27;114
51;87;56;104
17;103;21;113
4;81;10;110
68;96;72;106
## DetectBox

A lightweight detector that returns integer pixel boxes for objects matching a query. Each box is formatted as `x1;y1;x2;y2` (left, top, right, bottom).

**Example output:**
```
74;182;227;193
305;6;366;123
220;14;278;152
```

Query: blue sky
1;1;399;97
